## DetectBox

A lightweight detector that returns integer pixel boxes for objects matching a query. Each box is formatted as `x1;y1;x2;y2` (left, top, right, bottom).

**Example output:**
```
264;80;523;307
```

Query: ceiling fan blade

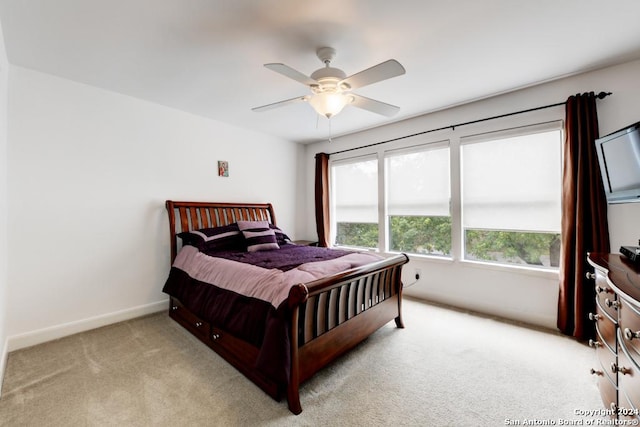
252;95;309;112
264;63;318;86
340;59;405;90
350;94;400;117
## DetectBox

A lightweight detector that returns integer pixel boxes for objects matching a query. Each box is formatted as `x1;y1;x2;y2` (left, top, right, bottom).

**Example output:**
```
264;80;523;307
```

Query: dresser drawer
619;388;640;420
620;298;640;359
617;330;640;411
595;269;619;320
596;342;618;386
595;310;617;353
596;373;618;415
588;253;640;420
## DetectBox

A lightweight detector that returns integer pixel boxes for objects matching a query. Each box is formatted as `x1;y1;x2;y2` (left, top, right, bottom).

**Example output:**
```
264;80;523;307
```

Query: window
460;123;562;268
331;156;378;249
328;118;563;272
385;143;451;255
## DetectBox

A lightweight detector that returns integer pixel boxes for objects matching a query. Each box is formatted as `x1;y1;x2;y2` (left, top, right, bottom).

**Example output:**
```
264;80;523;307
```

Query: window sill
389;251;454;264
458;259;559;279
333;244;379;253
395;251;559;279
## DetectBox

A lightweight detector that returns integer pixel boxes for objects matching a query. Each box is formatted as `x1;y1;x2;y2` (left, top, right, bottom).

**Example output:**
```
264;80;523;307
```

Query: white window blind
386;143;450;216
332;157;378;223
461;127;562;232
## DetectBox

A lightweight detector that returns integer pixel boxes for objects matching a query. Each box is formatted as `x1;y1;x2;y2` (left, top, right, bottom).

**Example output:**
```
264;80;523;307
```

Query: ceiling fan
252;47;406;119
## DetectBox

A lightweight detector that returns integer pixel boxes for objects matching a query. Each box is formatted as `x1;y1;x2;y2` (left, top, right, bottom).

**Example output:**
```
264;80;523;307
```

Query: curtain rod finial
596;91;612;100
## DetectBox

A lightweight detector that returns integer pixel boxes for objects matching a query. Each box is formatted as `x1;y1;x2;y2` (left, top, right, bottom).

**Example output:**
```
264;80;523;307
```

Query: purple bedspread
204;243;354;271
162;243;382;384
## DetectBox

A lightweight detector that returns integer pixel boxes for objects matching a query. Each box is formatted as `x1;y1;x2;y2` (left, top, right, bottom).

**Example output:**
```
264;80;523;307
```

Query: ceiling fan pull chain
328;117;333;143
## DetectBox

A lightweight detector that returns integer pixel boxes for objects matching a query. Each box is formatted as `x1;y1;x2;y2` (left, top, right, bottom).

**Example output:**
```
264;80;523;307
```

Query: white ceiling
2;1;640;144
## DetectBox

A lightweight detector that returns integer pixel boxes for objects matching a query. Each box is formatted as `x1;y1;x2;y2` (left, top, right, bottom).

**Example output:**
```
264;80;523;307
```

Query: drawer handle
171;306;178;311
586;272;596;280
604;298;619;309
195;322;203;328
590;368;603;376
595;285;612;294
588;339;602;348
588;312;602;321
611;362;632;375
212;333;221;340
624;328;640;341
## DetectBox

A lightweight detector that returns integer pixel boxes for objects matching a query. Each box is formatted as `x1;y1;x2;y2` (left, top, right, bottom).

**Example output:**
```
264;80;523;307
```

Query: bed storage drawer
168;298;270;391
176;309;282;402
169;298;211;340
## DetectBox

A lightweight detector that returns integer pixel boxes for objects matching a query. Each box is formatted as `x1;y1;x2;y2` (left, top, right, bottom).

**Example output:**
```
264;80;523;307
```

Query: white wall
0;19;9;394
303;59;640;330
3;54;639;357
5;66;301;350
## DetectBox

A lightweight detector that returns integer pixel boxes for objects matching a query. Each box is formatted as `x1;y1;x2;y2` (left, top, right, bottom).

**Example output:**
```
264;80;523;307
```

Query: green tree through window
389;216;451;255
465;230;560;267
335;222;378;248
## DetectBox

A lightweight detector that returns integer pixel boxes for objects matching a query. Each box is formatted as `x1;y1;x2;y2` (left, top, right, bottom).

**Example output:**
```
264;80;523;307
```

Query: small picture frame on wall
218;161;229;177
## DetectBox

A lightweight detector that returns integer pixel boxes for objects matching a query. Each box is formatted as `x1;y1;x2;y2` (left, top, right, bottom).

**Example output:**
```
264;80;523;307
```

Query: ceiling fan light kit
252;47;405;120
308;92;354;118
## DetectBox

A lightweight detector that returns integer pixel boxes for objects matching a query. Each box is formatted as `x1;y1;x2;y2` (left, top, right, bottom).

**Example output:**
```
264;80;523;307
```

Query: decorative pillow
177;223;244;251
269;224;292;246
237;220;280;252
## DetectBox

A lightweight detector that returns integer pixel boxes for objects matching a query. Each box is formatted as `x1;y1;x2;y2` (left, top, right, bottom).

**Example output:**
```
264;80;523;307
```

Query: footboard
285;253;409;414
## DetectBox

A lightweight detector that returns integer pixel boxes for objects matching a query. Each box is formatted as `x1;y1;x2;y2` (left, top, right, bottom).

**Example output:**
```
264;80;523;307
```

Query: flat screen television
595;121;640;204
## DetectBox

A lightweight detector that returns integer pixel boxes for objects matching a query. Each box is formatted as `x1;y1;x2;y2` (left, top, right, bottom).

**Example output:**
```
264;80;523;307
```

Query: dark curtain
314;153;331;247
557;92;610;340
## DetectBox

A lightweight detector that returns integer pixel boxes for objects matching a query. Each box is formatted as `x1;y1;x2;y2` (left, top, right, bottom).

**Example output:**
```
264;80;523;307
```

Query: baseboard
7;299;169;352
0;336;8;398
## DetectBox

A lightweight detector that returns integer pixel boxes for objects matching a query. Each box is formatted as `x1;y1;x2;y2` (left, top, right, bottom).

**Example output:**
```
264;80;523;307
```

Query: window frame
330;153;380;251
459;121;563;270
384;140;452;257
327;113;564;276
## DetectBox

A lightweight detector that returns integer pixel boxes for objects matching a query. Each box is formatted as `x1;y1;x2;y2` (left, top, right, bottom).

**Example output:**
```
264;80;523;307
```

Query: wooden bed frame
165;200;409;414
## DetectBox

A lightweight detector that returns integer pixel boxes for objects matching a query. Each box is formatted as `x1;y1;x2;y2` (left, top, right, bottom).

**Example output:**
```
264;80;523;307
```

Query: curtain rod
329;91;612;156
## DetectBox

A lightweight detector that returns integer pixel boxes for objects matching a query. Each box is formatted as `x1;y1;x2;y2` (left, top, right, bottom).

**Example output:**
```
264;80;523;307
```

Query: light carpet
0;298;605;426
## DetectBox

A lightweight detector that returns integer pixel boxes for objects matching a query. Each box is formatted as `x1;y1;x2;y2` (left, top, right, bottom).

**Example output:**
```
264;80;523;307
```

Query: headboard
165;200;277;263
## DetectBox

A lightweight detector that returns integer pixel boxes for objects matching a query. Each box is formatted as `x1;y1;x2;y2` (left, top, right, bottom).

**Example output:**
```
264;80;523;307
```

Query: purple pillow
178;223;244;251
269;224;292;246
237;220;280;252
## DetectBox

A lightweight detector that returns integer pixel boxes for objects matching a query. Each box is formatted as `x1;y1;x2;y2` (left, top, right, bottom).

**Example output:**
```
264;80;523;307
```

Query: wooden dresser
588;253;640;419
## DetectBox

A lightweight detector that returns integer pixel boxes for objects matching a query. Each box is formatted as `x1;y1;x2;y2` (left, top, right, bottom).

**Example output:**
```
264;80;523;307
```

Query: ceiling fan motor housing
311;47;351;93
310;67;348;93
